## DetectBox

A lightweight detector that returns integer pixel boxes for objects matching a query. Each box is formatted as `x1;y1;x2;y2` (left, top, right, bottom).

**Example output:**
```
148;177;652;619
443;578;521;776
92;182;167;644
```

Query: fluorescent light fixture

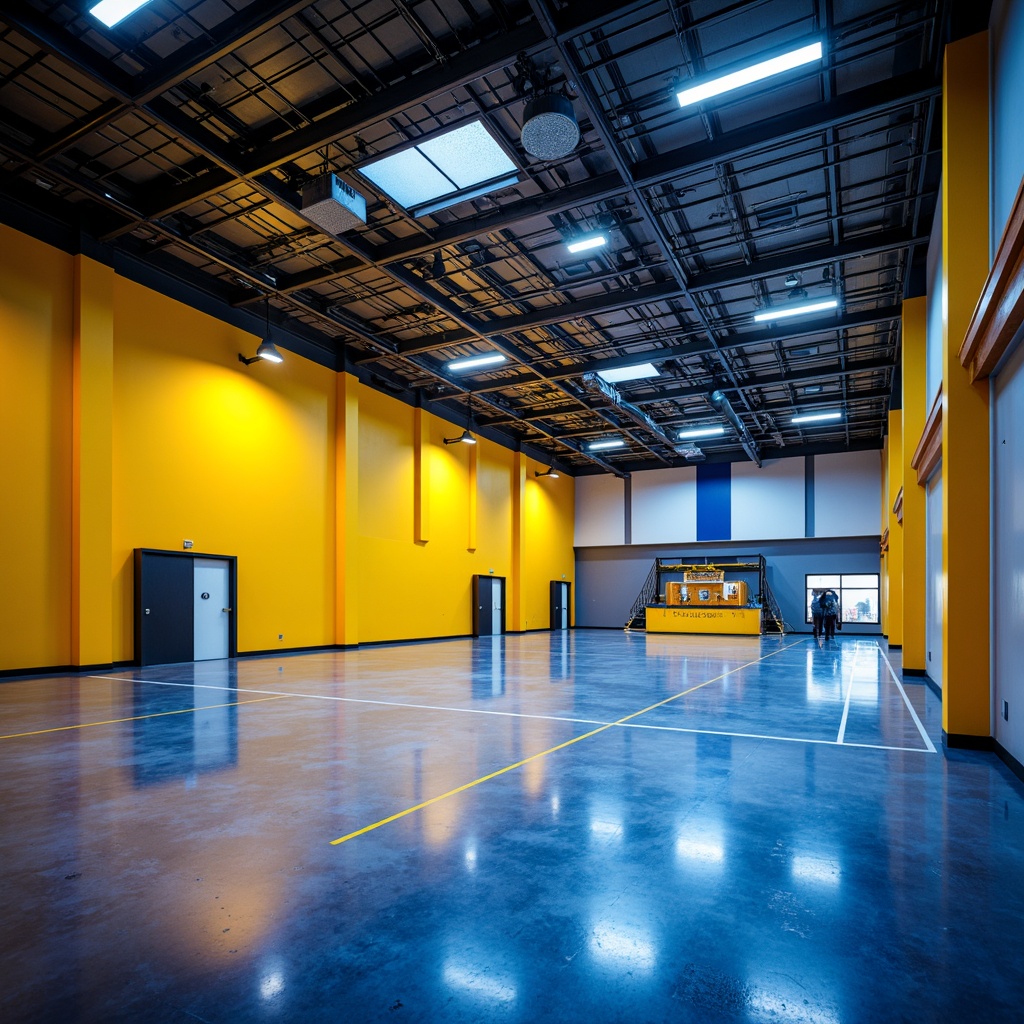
678;425;725;440
588;439;625;451
677;41;823;107
447;353;507;372
566;233;607;254
89;0;153;26
753;298;838;322
792;411;842;424
596;362;659;384
359;120;518;217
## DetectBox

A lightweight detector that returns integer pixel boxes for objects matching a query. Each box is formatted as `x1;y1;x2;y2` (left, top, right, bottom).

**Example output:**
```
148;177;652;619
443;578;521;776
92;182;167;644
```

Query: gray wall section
575;537;882;633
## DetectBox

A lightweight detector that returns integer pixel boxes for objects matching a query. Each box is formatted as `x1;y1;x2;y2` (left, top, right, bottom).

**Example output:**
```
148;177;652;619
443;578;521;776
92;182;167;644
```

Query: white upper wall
991;0;1024;257
574;473;625;546
926;184;944;405
813;450;882;537
732;458;805;540
630;466;697;545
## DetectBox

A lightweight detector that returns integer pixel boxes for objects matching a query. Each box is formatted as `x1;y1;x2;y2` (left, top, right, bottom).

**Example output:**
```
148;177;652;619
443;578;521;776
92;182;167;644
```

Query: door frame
472;574;507;637
134;548;238;666
550;580;572;630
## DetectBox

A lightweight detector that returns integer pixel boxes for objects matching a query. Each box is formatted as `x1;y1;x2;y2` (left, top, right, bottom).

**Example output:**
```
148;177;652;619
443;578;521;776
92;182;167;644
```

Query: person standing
822;589;840;639
811;589;824;638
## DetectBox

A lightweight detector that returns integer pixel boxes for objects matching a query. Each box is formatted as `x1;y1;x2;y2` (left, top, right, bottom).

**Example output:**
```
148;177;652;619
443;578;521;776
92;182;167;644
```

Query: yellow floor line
330;636;807;845
0;694;289;740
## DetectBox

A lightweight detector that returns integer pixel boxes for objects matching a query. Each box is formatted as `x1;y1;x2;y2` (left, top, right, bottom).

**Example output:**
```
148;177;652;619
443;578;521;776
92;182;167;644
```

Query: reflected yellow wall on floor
0;223;575;671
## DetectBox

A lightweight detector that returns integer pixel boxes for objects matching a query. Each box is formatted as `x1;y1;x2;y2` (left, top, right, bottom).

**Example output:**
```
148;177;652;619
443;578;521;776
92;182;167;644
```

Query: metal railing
624;560;660;630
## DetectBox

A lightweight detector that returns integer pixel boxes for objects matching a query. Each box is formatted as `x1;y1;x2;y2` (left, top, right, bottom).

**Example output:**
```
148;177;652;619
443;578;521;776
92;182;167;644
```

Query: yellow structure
646;606;762;636
0;223;576;673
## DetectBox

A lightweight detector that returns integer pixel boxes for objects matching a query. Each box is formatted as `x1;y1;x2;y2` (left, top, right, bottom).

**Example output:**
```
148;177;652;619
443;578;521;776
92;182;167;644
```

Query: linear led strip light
90;0;154;26
448;353;507;371
792;411;842;424
678;425;725;440
677;41;824;107
753;298;838;323
588;439;625;451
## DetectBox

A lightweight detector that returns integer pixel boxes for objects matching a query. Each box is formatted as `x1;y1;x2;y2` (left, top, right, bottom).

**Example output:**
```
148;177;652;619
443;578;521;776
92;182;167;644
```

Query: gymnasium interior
2;1;1024;1021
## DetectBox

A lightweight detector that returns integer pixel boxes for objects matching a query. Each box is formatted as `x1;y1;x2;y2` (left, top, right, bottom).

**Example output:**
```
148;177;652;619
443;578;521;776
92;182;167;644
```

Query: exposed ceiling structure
0;0;963;475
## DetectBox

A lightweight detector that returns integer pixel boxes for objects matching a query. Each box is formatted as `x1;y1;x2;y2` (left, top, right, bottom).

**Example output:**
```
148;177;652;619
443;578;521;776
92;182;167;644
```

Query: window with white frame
805;573;880;624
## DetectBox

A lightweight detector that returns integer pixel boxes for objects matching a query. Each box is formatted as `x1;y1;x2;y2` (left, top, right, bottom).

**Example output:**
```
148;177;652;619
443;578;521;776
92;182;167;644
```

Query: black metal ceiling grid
0;0;953;474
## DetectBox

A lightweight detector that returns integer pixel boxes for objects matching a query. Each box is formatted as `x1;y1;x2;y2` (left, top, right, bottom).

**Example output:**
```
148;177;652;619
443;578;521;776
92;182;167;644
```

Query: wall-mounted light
535;467;560;479
239;299;284;365
444;394;477;444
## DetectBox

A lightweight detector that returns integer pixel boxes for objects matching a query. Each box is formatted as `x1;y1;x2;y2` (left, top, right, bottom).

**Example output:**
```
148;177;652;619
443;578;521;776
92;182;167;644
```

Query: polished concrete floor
2;630;1023;1023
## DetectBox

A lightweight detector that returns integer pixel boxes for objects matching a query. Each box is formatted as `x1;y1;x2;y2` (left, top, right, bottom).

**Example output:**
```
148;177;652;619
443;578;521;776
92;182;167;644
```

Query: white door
491;579;503;634
194;558;230;661
559;583;569;629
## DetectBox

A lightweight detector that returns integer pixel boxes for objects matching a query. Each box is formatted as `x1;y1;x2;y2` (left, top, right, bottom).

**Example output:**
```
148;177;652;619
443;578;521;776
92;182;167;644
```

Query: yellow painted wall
355;386;512;642
523;459;576;628
111;277;338;659
0;222;577;670
0;225;74;670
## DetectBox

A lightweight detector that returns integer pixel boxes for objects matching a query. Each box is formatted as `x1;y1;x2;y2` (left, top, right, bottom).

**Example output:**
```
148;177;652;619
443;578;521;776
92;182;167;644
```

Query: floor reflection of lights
587;921;657;974
441;961;516;1005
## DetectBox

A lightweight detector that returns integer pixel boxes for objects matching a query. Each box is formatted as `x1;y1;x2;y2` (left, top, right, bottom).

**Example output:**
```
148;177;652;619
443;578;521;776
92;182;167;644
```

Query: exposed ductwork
709;390;762;467
581;372;706;461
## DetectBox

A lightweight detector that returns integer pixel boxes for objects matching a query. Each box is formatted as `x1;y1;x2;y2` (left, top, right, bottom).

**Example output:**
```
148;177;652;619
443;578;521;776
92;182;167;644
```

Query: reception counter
645;605;762;636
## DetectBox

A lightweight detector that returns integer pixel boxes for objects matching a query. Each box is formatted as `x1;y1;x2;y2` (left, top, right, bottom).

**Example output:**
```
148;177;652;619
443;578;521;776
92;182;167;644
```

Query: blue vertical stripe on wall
805;455;815;538
696;462;731;540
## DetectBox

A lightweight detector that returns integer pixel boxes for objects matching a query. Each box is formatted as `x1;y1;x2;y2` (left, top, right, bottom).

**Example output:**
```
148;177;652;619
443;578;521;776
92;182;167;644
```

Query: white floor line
87;674;929;753
876;644;938;753
835;645;861;744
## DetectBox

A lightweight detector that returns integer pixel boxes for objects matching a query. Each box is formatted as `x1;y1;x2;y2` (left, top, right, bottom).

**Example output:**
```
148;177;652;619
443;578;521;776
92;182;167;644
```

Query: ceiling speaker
301;173;366;234
521;94;579;161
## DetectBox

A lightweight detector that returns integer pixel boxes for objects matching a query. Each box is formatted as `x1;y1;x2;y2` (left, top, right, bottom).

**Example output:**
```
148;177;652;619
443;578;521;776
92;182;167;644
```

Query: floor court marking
92;644;933;757
0;694;289;741
835;643;866;745
327;636;809;845
876;643;938;753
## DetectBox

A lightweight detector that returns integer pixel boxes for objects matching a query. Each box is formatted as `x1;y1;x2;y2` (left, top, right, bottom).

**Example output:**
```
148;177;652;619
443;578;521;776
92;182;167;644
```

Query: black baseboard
922;675;942;699
0;660;132;681
943;731;994;751
903;667;928;676
995;740;1024;787
887;643;902;650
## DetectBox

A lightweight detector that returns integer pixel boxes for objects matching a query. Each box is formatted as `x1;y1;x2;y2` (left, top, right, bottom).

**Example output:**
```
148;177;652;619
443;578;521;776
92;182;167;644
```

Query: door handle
222;607;232;613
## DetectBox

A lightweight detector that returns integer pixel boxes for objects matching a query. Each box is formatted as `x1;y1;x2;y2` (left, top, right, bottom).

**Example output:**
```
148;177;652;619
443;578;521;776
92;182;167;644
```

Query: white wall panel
731;458;804;540
630;466;697;544
814;451;882;537
993;339;1024;762
574;474;625;547
990;0;1024;256
926;195;944;405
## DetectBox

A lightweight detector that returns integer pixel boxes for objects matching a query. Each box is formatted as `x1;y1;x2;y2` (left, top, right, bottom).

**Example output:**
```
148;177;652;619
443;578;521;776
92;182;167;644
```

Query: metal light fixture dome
521;93;579;161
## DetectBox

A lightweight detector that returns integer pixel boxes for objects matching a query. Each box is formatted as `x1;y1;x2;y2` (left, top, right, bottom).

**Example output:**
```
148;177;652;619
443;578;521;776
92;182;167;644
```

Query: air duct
709;390;761;466
580;372;704;461
301;173;367;234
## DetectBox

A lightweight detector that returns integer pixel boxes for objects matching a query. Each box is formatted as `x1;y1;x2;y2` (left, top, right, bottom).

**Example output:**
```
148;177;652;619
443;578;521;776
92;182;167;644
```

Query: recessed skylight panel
359;149;452;212
417;121;517;190
90;0;154;27
359;120;518;217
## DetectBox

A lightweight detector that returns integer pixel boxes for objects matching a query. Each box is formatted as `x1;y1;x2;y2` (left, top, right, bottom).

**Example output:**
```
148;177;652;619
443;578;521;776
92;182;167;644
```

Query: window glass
804;574;879;624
